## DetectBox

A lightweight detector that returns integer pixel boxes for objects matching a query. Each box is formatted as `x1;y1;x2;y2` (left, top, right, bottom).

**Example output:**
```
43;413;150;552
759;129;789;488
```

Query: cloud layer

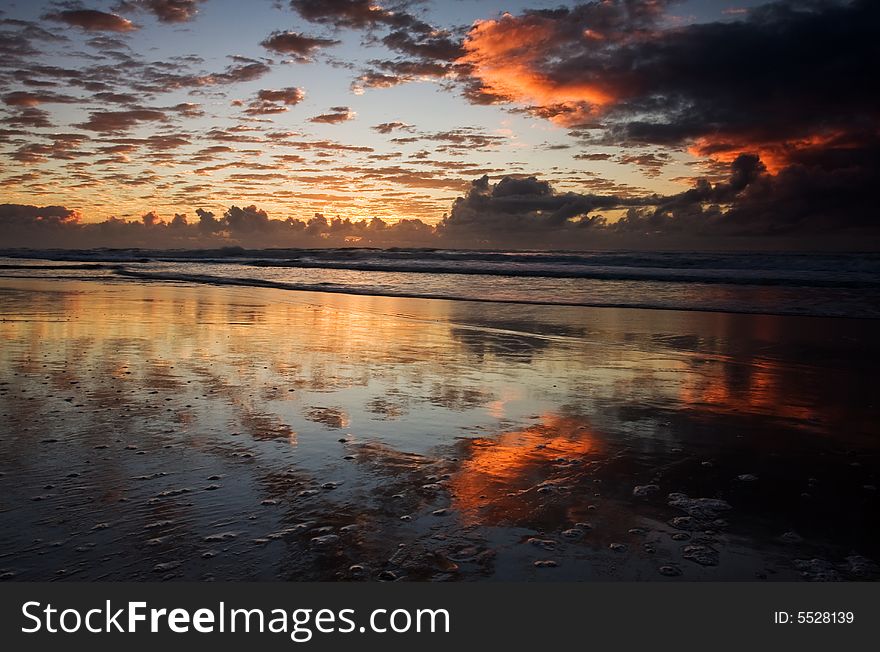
4;153;877;250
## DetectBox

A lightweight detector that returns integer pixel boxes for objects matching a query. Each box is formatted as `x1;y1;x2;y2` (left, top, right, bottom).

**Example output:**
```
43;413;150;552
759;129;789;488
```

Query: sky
0;0;877;250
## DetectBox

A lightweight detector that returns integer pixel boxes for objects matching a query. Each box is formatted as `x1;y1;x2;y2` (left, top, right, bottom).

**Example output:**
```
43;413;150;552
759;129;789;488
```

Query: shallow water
0;278;878;581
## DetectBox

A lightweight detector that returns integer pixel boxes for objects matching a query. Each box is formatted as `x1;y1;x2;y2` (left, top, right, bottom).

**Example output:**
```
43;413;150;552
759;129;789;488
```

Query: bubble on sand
204;531;237;542
845;555;878;578
669;516;697;530
156;488;190;498
659;565;682;577
667;493;732;520
779;531;803;544
633;484;660;497
793;558;841;582
609;543;627;552
737;474;758;482
534;560;558;568
153;561;182;572
310;534;340;547
682;544;719;566
562;528;584;538
527;538;557;550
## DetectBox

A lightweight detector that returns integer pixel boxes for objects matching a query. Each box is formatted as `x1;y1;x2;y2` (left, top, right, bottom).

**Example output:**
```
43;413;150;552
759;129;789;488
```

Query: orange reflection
678;358;817;423
450;414;598;524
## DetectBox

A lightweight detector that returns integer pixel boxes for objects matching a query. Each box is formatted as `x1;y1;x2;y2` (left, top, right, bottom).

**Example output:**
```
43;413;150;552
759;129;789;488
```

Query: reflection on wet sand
0;278;877;581
450;415;598;525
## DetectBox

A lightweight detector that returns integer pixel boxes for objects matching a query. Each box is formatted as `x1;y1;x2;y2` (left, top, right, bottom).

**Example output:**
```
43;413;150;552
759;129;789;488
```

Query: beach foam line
110;268;873;318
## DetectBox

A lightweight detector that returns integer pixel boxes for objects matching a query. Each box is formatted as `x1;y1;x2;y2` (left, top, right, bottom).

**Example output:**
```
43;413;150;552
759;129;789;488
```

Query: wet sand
0;277;878;581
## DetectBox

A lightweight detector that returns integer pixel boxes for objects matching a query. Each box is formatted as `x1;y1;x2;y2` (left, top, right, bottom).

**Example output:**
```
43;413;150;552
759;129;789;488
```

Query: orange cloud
689;130;859;174
459;13;614;126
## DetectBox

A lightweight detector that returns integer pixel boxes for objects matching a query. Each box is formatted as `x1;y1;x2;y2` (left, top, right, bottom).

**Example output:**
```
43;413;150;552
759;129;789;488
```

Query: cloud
289;0;422;30
0;202;436;248
457;0;879;173
2;90;77;106
260;31;340;61
210;60;271;84
115;1;207;23
0;203;80;228
43;9;136;33
382;28;463;61
240;87;306;115
7;148;877;250
2;107;53;128
74;108;167;132
256;87;305;105
372;121;411;134
11;133;89;163
309;106;355;124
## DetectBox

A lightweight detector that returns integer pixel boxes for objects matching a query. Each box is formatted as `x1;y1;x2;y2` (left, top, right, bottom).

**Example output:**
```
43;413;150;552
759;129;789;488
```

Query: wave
2;249;879;288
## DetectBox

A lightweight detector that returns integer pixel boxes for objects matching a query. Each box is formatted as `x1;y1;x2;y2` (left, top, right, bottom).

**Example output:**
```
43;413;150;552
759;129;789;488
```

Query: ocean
1;248;879;318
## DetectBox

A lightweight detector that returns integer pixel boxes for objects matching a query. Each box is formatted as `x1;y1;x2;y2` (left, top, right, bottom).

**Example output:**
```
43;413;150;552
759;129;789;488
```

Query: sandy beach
0;277;877;581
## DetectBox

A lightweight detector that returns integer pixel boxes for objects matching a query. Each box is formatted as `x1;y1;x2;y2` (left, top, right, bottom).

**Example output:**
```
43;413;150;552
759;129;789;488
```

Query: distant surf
1;248;878;318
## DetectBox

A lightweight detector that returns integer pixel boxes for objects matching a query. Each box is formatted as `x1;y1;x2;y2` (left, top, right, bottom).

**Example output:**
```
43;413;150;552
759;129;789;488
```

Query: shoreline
0;276;877;581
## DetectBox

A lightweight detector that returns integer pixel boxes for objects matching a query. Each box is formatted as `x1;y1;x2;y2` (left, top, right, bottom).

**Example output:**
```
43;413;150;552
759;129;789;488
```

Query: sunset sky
1;0;877;249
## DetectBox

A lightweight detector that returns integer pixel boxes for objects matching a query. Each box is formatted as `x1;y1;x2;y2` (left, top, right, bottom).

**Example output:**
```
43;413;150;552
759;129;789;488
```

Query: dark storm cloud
43;9;136;32
461;1;878;165
260;31;340;61
443;0;879;245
